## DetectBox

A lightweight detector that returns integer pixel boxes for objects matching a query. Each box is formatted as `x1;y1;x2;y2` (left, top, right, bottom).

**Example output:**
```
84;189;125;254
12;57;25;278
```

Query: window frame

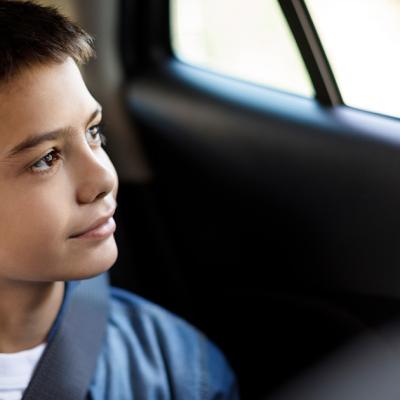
277;0;342;105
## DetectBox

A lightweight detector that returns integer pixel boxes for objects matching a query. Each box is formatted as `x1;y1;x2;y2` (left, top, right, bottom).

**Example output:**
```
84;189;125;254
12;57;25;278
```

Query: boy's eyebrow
6;107;102;159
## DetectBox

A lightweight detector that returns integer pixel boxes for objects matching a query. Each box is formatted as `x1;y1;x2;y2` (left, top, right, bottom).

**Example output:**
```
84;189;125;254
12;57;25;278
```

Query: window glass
306;0;400;118
170;0;314;97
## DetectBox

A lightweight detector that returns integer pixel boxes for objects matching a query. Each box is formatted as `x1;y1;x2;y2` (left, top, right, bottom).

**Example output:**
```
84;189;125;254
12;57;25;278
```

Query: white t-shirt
0;343;46;400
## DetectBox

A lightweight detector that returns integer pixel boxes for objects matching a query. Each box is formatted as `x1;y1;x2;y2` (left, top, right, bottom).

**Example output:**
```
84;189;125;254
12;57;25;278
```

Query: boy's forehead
0;58;96;147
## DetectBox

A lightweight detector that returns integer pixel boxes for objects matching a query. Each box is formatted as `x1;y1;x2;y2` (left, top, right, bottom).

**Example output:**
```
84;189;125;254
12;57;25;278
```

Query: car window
306;0;400;119
170;0;314;97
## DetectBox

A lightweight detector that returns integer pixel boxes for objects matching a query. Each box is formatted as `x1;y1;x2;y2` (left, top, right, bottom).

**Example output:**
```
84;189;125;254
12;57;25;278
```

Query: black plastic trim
278;0;343;106
119;0;172;77
128;60;399;146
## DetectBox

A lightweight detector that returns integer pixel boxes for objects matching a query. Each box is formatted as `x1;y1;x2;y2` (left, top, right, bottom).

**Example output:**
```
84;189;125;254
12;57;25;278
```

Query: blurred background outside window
171;0;314;98
306;0;400;119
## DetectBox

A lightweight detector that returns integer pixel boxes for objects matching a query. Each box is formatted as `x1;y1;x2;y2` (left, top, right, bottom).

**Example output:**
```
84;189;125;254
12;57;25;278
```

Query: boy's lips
70;207;116;239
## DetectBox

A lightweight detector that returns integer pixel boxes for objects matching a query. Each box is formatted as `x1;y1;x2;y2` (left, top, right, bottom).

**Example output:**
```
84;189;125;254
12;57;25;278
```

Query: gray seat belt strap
22;273;110;400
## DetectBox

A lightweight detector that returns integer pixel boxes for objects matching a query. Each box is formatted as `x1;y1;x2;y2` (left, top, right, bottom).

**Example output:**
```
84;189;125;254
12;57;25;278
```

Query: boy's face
0;57;118;283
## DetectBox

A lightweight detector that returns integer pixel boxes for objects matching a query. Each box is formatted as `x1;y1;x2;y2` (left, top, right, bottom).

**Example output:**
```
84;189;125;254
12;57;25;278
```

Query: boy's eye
30;149;61;174
86;123;106;147
27;123;106;175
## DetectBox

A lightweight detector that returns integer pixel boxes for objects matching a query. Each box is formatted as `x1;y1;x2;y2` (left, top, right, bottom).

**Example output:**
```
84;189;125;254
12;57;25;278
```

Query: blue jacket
51;282;240;399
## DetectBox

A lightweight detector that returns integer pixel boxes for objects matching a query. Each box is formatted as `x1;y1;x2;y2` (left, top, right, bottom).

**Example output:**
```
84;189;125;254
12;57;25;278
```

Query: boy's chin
72;259;117;281
64;240;118;281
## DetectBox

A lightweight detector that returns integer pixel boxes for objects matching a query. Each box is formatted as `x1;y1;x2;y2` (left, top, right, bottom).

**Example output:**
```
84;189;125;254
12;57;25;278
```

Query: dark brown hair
0;0;95;83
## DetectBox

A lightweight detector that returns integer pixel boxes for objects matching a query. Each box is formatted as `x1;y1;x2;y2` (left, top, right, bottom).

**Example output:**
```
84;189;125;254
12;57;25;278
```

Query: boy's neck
0;280;64;353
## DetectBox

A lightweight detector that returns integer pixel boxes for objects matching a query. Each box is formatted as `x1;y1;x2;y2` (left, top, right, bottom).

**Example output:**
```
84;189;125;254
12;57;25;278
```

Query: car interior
34;0;400;398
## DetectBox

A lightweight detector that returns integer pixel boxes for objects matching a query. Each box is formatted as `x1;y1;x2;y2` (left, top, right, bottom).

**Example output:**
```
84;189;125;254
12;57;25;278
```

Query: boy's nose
75;151;117;205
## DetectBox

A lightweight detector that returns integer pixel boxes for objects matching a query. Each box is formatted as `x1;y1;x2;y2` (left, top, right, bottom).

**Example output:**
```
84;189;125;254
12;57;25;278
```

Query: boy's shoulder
108;286;202;345
108;286;204;355
89;286;239;399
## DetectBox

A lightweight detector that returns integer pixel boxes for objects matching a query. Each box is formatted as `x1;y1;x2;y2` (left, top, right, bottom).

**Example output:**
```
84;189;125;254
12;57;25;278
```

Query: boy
0;1;239;399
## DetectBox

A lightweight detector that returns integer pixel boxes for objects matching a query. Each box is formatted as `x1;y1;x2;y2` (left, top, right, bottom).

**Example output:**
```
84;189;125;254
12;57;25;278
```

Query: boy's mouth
70;207;116;240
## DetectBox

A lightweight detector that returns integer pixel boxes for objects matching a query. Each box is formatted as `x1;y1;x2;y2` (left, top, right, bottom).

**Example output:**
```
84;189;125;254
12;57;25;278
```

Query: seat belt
22;273;110;400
